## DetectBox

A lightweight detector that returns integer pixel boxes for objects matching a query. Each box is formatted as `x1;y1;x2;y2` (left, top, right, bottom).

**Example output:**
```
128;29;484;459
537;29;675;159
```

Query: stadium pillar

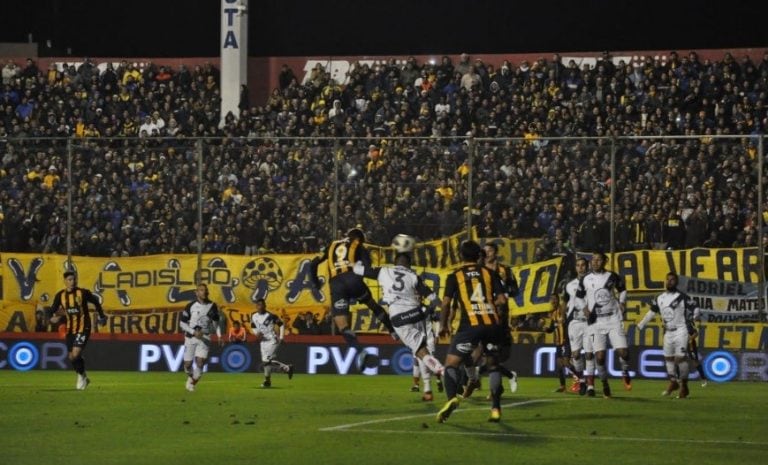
220;0;248;126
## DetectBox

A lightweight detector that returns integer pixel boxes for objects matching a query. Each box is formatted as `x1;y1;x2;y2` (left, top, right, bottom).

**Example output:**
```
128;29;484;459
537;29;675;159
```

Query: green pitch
0;371;766;465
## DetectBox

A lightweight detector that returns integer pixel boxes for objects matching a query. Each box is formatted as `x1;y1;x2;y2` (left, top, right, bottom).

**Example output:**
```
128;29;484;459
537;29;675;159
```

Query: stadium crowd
0;50;767;257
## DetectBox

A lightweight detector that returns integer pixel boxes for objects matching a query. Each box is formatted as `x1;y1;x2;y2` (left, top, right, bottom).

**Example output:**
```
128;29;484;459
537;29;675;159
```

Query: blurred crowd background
1;50;766;259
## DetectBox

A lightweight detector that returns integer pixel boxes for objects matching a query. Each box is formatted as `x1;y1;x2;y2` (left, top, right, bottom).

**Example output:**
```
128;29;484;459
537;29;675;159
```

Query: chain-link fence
1;134;765;307
2;134;764;251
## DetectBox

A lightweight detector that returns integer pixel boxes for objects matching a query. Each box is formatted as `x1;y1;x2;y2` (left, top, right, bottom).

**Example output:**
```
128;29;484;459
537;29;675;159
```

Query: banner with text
1;250;560;333
677;276;764;323
604;248;761;292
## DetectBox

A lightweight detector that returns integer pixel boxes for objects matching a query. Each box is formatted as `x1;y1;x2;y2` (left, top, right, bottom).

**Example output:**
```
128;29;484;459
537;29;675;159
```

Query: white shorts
394;320;429;355
583;324;594;353
184;336;211;361
663;327;688;358
425;321;437;354
568;319;588;355
590;319;628;352
260;339;281;362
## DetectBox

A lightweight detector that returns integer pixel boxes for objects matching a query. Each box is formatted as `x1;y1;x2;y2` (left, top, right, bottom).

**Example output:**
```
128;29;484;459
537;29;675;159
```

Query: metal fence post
66;137;73;270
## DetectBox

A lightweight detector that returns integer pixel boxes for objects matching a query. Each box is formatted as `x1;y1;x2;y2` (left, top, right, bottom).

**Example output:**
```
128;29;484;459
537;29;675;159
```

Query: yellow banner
481;237;543;266
606;248;761;292
0;250;560;332
0;254;324;310
508;256;562;316
3;247;766;350
368;228;477;268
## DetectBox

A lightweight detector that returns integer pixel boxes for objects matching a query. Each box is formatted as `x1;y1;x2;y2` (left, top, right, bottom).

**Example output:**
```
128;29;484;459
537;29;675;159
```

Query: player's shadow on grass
442;422;546;445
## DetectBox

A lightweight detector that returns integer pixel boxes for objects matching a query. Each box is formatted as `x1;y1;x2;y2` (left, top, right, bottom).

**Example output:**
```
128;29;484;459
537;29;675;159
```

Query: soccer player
354;251;445;397
563;257;589;395
482;243;520;395
437;240;507;423
250;298;294;387
310;228;396;371
545;294;573;392
637;272;699;398
48;270;107;390
410;310;443;401
179;283;222;392
576;252;632;398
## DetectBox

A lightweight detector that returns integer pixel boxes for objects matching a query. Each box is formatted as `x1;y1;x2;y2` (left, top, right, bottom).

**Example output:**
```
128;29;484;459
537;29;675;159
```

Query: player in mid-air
250;298;294;387
48;270;107;390
637;272;699;398
310;227;396;371
576;252;632;397
354;234;445;400
179;283;222;392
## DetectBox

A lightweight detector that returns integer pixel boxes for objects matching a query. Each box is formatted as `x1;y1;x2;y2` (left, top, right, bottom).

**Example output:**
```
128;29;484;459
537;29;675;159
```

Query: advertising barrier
1;333;765;382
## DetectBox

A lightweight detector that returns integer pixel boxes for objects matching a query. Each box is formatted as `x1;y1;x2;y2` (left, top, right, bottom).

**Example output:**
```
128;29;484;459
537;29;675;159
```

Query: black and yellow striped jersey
443;263;504;330
311;237;372;282
49;287;103;335
546;304;567;346
485;261;519;327
486;262;519;297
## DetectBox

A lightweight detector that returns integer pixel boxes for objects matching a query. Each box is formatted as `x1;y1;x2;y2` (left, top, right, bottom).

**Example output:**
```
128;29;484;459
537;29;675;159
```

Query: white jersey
376;265;433;315
354;262;436;327
564;278;587;321
638;289;698;332
250;311;283;342
577;271;626;321
179;300;220;337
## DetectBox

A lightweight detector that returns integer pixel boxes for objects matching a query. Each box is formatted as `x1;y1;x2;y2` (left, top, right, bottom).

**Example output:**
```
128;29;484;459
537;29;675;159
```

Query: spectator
0;51;764;258
227;320;247;343
293;311;320;335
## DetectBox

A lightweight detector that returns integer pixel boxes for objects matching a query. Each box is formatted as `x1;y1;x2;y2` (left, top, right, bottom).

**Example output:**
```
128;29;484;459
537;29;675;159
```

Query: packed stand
0;50;766;257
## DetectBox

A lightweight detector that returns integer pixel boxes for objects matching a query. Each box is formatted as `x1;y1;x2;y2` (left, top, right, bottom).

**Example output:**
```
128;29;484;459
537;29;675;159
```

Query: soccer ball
391;234;415;253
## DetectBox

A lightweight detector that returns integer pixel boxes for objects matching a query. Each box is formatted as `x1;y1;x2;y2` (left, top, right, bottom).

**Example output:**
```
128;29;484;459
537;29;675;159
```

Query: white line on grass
320;399;558;431
320;399;768;447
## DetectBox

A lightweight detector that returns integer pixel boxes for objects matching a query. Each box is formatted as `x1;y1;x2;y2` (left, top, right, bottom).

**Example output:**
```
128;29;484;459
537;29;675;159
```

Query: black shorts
329;273;373;316
493;325;512;361
448;325;503;362
66;332;91;351
556;343;571;359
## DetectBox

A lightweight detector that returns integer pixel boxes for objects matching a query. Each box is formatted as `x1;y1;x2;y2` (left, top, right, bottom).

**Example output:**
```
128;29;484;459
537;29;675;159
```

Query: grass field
0;371;766;465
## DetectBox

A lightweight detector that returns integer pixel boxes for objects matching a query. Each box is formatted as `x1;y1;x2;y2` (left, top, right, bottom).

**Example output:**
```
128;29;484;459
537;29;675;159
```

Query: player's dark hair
460;240;482;262
347;228;365;242
484;242;499;253
395;252;411;266
63;270;76;279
